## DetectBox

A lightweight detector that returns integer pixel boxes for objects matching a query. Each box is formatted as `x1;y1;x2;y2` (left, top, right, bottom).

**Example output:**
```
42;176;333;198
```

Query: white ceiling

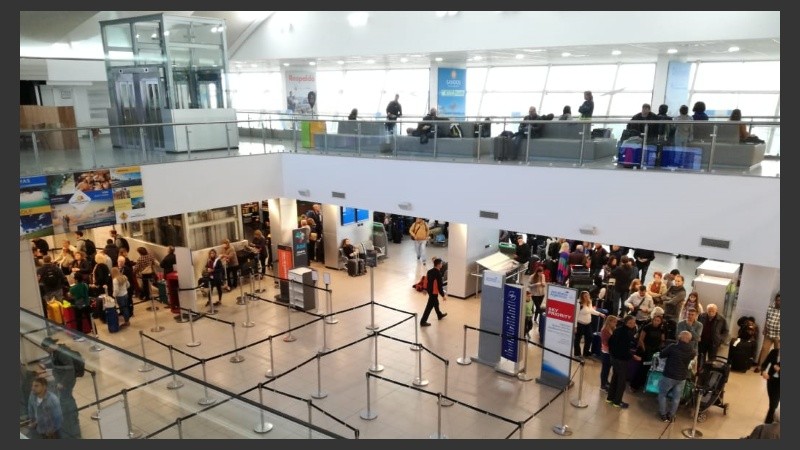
20;11;780;72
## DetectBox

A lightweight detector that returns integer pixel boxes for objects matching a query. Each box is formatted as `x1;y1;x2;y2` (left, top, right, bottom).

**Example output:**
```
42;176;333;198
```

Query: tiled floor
32;240;777;439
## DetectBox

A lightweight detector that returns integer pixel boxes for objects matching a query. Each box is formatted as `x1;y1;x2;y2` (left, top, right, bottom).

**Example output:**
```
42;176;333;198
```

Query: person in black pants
420;258;447;326
203;249;225;306
606;315;641;408
761;348;780;423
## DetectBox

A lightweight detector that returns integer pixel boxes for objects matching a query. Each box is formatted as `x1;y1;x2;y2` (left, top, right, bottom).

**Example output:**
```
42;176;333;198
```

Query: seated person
340;238;366;260
411;108;448;139
347;108;358;120
474;117;492;137
730;108;763;143
516;106;544;138
627;103;659;141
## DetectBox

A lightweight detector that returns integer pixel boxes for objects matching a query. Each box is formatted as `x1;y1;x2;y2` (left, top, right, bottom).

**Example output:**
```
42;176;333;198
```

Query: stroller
689;355;731;422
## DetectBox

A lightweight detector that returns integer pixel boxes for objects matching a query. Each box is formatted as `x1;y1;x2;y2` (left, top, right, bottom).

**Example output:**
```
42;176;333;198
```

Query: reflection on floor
39;239;777;439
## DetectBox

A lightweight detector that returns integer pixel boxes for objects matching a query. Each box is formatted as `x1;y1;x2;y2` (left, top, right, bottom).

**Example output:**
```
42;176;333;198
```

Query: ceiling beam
228;12;274;60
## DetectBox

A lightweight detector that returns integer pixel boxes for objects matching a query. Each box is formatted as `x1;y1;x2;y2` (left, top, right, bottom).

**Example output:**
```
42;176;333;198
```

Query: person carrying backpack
37;255;67;302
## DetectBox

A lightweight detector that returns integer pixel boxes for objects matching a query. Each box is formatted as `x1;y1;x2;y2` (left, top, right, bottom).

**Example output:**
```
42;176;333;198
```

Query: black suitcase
729;339;756;372
347;259;365;277
591;331;602;357
493;132;514;161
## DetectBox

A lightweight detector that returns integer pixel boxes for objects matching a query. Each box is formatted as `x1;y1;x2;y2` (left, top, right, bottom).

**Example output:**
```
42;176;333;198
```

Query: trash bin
165;272;180;314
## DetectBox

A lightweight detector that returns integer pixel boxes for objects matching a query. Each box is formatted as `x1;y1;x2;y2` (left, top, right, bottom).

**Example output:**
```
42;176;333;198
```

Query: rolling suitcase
493;132;514;161
105;308;120;333
347;259;360;277
728;338;756;372
62;305;77;331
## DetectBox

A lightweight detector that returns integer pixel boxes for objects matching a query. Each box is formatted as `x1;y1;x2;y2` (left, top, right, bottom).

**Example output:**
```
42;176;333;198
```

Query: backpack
449;123;463;138
82;238;97;256
57;344;85;377
41;264;63;291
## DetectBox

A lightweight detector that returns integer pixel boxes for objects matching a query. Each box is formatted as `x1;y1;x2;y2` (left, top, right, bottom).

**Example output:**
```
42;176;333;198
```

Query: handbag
309;232;318;242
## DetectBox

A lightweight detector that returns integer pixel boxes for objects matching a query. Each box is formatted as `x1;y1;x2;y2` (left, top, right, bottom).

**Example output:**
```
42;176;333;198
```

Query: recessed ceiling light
611;50;622;56
135;34;140;39
366;59;375;64
435;57;443;62
347;11;369;27
337;60;345;65
474;55;482;61
561;52;571;57
515;54;524;59
309;61;316;66
150;33;158;39
282;62;290;67
667;48;678;54
728;46;740;52
400;57;408;63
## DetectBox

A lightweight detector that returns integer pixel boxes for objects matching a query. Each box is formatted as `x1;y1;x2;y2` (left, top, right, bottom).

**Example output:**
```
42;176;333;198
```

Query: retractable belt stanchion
166;344;184;390
253;383;274;434
411;313;422;352
682;386;705;439
236;274;247;305
197;359;217;405
570;360;588;408
359;373;377;420
90;371;101;420
368;331;383;373
122;389;143;439
310;351;328;399
552;385;573;436
229;323;245;363
137;330;154;372
89;315;103;352
186;306;200;347
457;324;471;365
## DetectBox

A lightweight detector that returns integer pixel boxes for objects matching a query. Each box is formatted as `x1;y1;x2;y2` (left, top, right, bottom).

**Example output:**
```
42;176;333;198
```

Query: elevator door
109;67;167;150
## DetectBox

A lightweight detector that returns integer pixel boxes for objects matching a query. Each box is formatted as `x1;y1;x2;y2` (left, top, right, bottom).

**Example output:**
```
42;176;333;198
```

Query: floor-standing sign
276;244;293;303
475;271;504;366
496;283;525;375
536;284;578;389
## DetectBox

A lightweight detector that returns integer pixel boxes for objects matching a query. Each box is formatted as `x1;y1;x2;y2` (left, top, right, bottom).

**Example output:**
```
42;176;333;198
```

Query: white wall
447;223;499;298
234;11;780;61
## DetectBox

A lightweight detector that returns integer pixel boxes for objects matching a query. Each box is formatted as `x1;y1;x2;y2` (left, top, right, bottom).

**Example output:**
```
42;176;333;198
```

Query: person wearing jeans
657;331;697;422
599;315;618;391
409;218;429;265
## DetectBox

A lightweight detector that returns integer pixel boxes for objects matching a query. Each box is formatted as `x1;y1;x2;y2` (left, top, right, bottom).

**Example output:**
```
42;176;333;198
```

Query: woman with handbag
204;249;225;306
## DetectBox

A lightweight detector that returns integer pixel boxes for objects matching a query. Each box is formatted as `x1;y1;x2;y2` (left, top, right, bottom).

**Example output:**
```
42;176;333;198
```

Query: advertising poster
277;244;294;303
20;175;53;238
47;170;116;234
110;166;146;223
537;284;578;389
284;69;318;116
437;67;466;118
291;227;309;268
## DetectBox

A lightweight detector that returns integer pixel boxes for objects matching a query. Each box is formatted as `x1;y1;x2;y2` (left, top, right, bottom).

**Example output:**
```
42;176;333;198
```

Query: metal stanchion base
365;324;380;331
456;357;472;365
138;363;154;372
72;336;86;342
206;309;218;316
359;409;378;420
310;391;328;399
236;297;247;305
265;370;275;379
682;428;703;439
368;364;384;373
91;412;100;420
167;380;184;390
90;344;104;352
430;433;448;439
150;325;165;332
570;399;588;408
283;334;297;342
412;377;429;387
254;422;274;434
186;341;201;347
517;372;533;382
198;397;217;406
242;321;255;328
324;317;339;324
552;425;572;436
411;344;422;352
146;306;160;311
439;398;454;407
128;428;144;439
230;355;245;363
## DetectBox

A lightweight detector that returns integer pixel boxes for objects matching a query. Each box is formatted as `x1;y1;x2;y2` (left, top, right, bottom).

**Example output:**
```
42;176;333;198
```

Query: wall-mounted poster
48;170;116;234
20;175;53;238
284;69;317;116
437;67;466;118
110;166;146;223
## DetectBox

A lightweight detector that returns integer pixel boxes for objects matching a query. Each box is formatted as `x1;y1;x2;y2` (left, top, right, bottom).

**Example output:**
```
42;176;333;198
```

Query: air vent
332;191;346;199
700;237;730;249
479;210;499;219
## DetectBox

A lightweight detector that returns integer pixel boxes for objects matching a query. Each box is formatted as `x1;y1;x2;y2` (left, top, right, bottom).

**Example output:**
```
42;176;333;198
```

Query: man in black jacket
385;94;402;134
627;103;659;141
698;304;729;369
632;248;656;282
657;331;697;422
607;315;641;408
420;258;447;326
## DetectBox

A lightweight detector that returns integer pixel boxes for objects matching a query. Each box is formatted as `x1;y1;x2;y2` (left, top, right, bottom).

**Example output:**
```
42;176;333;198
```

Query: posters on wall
19;166;145;239
437;67;466;118
284;69;318;116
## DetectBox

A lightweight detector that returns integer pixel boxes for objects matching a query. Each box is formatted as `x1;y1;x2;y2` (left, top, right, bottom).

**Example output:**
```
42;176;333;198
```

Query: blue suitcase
105;308;120;333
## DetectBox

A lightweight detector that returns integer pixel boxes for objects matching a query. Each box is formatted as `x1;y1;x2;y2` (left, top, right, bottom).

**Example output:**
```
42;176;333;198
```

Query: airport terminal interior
19;11;780;440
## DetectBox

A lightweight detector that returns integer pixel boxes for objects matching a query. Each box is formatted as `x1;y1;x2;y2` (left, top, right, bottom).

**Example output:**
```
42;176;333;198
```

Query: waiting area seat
689;122;766;170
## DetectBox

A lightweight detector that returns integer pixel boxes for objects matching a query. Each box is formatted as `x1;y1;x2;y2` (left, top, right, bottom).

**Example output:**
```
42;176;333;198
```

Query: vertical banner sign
110;166;145;223
277;244;294;303
537;284;578;389
291;227;309;268
284;69;318;116
496;283;524;375
437;68;466;118
476;270;504;367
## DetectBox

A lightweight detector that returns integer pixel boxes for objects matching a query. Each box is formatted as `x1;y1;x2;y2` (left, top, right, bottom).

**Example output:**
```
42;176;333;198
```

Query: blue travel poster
20;175;53;238
437;68;466;118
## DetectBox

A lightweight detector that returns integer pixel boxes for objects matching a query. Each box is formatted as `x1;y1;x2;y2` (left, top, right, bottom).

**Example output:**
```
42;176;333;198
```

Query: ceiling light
667;48;678;54
515;54;524;59
347;11;369;27
611;50;622;56
211;26;218;33
337;60;345;65
435;57;443;62
561;52;571;57
400;57;408;63
410;54;422;58
151;33;158;39
366;59;375;64
135;34;140;39
309;61;316;66
524;49;545;53
283;62;290;66
728;46;740;52
163;31;170;36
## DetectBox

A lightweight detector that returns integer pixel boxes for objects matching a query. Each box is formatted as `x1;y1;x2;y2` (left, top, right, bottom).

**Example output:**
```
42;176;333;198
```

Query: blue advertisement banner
437;68;466;118
501;284;523;361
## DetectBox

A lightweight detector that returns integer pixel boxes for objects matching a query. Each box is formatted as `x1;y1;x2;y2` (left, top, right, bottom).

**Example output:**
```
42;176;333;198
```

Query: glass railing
20;308;352;439
19;113;779;178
